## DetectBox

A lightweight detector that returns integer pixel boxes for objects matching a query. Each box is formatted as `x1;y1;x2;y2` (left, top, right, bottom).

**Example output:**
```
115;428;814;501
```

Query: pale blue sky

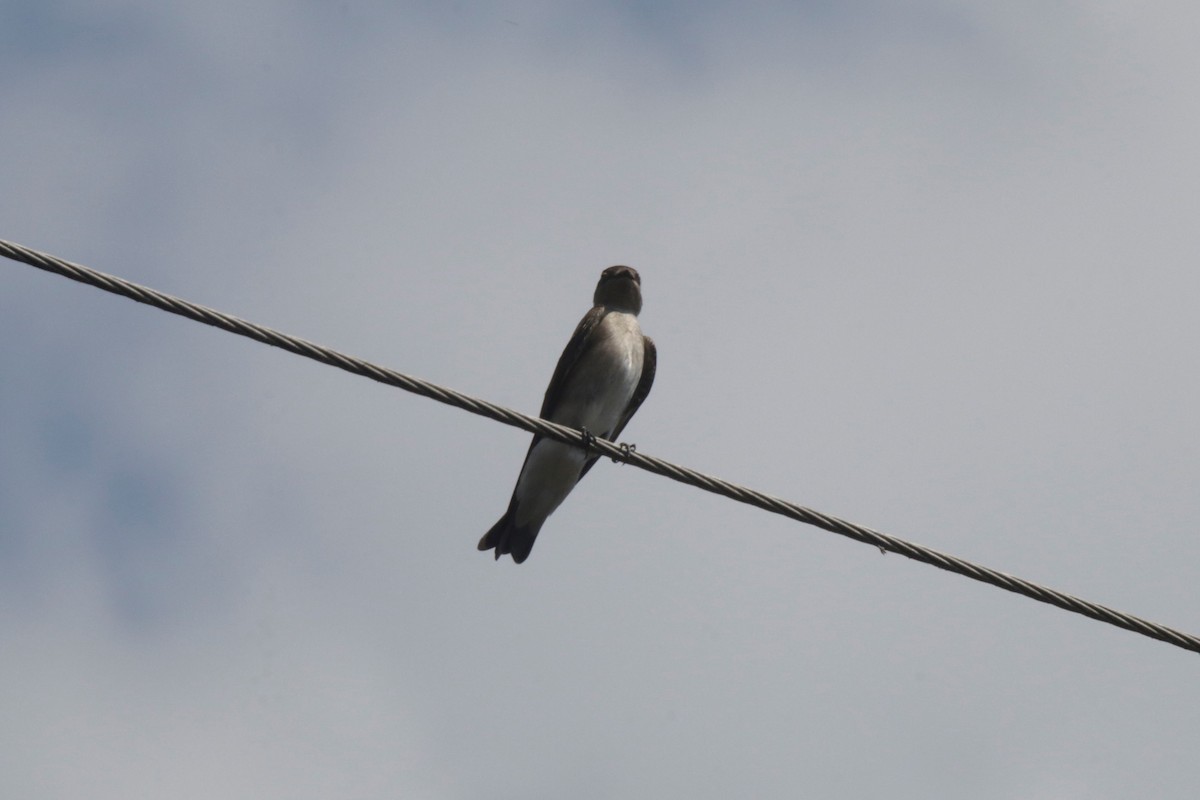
3;3;1199;798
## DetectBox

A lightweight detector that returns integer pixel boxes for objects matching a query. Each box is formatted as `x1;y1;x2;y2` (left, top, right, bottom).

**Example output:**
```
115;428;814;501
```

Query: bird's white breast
559;311;643;436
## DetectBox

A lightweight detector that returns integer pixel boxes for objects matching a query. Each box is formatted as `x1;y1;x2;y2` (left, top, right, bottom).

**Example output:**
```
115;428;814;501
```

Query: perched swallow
478;266;657;563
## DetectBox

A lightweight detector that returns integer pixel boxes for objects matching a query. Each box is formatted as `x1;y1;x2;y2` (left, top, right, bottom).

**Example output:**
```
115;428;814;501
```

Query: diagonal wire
3;236;1198;656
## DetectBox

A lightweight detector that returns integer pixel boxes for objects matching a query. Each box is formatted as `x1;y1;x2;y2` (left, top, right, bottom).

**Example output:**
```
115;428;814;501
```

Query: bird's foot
613;442;636;464
579;428;597;452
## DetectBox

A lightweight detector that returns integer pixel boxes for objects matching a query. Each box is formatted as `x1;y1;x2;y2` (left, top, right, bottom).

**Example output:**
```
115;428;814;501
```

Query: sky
2;2;1199;797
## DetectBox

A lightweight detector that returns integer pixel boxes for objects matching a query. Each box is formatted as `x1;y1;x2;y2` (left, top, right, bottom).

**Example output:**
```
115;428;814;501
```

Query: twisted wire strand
4;237;1197;655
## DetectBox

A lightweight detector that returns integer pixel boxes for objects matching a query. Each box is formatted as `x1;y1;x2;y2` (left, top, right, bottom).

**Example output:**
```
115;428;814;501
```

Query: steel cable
4;237;1196;655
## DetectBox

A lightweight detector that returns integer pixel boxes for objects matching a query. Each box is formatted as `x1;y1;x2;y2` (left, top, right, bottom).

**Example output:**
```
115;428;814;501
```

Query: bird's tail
478;505;541;564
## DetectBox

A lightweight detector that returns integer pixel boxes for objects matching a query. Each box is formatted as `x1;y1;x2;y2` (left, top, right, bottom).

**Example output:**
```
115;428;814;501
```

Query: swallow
478;265;657;563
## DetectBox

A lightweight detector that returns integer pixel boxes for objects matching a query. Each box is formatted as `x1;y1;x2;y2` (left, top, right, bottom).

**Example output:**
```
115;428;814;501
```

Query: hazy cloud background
3;2;1198;797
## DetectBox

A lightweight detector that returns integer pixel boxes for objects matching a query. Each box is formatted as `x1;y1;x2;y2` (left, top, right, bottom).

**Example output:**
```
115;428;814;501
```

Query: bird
478;265;657;563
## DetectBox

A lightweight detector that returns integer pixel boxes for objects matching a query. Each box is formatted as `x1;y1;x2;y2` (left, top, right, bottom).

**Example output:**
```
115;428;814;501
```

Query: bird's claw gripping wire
579;428;597;453
613;442;636;464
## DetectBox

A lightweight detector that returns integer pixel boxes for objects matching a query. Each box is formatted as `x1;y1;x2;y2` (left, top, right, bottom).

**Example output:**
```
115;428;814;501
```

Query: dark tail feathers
477;508;541;564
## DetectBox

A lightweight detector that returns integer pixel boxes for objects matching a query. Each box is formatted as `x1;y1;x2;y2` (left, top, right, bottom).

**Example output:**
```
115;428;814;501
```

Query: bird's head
593;265;643;314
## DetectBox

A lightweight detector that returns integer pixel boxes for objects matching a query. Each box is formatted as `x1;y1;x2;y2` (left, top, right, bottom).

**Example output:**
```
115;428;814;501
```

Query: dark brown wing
480;307;608;563
540;305;607;420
